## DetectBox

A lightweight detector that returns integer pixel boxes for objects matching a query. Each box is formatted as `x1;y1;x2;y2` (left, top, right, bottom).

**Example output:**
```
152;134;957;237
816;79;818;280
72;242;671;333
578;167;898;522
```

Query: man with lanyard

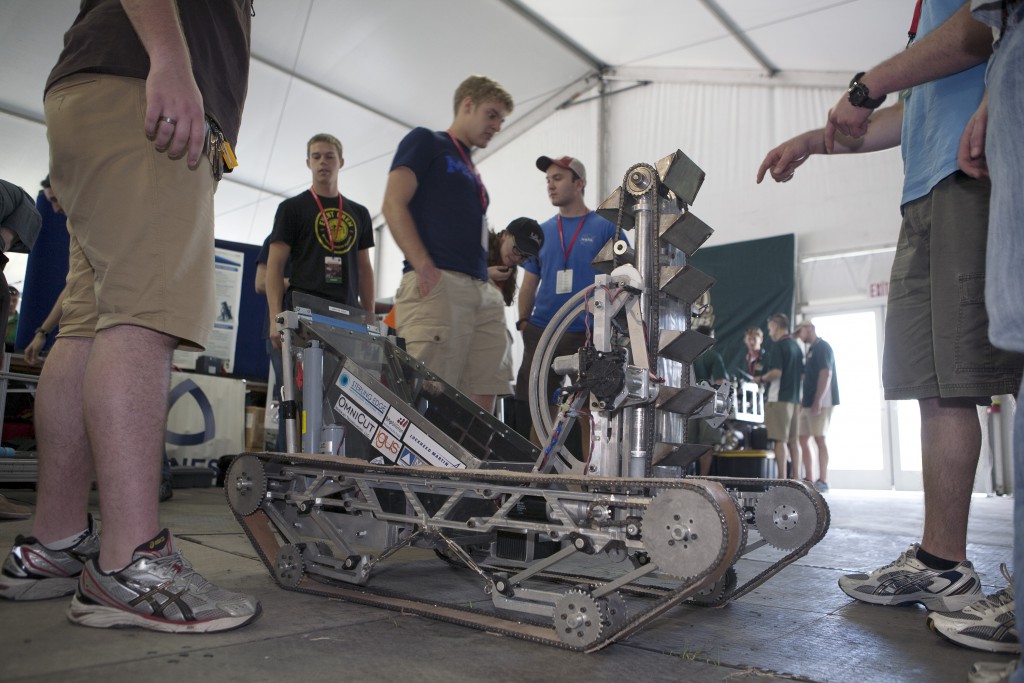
266;133;375;355
758;0;1021;654
382;75;514;412
513;155;618;449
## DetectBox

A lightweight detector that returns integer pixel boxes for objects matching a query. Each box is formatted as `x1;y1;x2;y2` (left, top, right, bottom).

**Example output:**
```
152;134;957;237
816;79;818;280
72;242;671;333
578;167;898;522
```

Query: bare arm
757;102;904;184
121;0;206;168
265;241;290;351
254;262;267;295
382;167;440;297
357;248;376;313
811;369;833;414
24;285;68;365
958;93;989;179
826;3;992;144
517;270;540;327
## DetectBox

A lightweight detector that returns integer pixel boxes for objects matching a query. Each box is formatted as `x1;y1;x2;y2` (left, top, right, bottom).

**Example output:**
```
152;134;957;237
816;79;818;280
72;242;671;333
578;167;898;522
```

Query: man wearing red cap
514;156;618;447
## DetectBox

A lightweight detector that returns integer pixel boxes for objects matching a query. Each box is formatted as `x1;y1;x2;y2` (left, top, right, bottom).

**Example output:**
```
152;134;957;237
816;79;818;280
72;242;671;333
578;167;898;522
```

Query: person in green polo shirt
754;313;804;479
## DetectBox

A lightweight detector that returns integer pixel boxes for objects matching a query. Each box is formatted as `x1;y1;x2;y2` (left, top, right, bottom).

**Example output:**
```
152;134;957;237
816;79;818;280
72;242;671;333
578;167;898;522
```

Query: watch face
849;83;867;106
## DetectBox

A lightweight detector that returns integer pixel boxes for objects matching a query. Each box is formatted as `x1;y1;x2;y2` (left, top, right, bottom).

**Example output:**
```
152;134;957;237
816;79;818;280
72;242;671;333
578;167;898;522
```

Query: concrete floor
0;485;1016;683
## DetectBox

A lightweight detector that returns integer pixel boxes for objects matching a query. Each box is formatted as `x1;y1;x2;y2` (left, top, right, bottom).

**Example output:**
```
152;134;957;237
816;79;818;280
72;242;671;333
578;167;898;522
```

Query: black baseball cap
505;217;543;258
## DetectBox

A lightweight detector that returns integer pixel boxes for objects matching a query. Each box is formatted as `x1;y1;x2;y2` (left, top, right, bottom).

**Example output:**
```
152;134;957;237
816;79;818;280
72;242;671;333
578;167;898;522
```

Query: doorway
799;306;924;490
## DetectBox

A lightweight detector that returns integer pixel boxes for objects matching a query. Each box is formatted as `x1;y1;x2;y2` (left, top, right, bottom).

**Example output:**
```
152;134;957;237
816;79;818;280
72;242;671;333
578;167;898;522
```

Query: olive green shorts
882;173;1022;401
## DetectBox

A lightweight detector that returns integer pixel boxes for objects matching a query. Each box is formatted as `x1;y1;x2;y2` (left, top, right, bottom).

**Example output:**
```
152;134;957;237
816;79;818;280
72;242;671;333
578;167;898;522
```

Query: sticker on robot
371;426;401;463
398;447;417;467
333;393;377;439
336;369;389;420
403;424;465;469
383;407;410;438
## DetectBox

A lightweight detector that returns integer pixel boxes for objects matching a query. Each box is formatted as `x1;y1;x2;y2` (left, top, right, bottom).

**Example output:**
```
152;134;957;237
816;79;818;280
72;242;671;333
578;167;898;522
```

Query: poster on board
173;246;244;372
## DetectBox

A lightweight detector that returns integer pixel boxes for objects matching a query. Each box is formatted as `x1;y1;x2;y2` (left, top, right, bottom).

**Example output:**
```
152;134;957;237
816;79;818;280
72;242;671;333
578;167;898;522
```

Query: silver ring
159;116;177;125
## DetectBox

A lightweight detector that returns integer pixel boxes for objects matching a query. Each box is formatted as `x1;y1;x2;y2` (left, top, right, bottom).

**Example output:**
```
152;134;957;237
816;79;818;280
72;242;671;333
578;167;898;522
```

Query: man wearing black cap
486;217;543;403
514;156;618;447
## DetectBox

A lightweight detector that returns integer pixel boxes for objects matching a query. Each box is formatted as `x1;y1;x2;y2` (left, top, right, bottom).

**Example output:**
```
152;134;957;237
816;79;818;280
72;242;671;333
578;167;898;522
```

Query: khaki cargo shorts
46;74;216;351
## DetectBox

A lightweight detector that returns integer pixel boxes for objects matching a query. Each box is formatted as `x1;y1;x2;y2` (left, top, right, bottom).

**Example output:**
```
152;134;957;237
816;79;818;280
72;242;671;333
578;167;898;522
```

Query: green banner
689;234;795;378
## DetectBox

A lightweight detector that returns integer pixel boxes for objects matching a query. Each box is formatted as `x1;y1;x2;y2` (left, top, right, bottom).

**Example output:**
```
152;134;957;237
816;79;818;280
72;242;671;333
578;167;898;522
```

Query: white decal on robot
383;407;410;438
403;424;465;469
337;369;389;420
371;426;401;462
334;393;378;439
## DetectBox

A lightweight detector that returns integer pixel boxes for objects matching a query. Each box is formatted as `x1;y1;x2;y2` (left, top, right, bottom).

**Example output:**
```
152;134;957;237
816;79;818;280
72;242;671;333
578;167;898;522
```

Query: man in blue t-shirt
757;0;1021;644
383;75;514;412
794;321;839;493
513;155;617;447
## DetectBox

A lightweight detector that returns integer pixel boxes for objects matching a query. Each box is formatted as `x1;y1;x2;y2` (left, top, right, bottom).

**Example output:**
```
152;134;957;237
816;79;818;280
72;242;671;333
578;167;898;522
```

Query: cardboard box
245;407;265;450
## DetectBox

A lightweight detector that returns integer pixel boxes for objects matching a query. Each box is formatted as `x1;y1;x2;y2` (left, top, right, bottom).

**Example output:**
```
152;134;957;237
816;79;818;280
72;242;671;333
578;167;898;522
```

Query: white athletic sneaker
928;563;1018;654
838;543;982;611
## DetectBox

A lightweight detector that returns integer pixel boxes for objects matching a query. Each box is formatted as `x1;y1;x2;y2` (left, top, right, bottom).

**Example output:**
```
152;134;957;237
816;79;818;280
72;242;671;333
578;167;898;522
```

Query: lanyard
557;213;587;269
445;130;487;211
907;0;922;46
309;188;343;252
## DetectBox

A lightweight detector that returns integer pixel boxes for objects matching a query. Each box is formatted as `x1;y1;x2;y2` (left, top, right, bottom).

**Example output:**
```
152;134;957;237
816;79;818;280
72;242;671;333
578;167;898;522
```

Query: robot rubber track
228;452;828;651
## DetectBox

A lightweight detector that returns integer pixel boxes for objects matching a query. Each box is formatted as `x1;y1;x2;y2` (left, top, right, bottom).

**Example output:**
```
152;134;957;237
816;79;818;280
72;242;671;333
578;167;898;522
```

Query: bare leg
83;325;176;571
774;440;789;480
788;437;802;479
470;394;496;412
30;337;95;544
919;397;981;562
814;435;829;483
799;434;814;480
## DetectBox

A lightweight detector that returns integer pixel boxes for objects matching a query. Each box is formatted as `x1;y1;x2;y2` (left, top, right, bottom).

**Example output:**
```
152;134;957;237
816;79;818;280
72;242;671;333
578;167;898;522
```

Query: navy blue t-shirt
390;127;488;280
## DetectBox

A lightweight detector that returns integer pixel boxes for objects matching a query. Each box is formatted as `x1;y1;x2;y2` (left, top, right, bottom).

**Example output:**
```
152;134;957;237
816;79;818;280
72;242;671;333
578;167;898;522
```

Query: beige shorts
765;401;799;442
46;74;216;351
799;405;834;438
395;269;509;395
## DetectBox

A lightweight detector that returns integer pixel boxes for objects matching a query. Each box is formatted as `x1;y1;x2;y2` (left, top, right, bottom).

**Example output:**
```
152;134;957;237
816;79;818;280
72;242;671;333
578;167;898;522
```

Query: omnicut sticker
403;424;465;469
383;407;410;438
337;369;389;420
334;393;377;439
371;426;401;462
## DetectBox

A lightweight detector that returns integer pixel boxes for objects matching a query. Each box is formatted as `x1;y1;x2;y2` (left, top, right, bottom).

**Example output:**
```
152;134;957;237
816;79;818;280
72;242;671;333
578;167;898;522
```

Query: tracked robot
226;151;829;651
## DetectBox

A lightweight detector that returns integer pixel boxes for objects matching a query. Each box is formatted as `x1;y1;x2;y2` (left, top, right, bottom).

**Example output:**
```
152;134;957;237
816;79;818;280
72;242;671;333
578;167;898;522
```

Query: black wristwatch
847;72;886;109
34;327;48;337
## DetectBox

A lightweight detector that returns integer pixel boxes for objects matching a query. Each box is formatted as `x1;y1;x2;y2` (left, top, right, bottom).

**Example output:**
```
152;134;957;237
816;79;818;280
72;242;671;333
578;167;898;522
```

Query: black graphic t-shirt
269;191;374;307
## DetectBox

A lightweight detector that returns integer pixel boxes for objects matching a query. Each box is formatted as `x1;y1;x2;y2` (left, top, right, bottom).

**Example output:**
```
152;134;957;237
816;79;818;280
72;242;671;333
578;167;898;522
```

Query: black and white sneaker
67;529;260;633
928;563;1018;654
838;543;982;611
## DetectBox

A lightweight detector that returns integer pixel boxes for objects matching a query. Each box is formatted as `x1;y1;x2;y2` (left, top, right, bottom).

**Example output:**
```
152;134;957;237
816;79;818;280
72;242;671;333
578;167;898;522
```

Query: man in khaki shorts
0;0;259;633
757;0;1022;643
755;313;804;480
794;321;839;493
383;75;514;412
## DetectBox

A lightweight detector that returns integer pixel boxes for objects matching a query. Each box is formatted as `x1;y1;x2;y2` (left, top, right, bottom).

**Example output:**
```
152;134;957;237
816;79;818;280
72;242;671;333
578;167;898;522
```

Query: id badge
556;269;573;294
325;256;344;284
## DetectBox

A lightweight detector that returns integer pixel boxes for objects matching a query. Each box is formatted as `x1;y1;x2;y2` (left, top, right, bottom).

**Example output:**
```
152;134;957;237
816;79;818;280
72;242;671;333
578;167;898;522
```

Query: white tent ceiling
1;0;913;298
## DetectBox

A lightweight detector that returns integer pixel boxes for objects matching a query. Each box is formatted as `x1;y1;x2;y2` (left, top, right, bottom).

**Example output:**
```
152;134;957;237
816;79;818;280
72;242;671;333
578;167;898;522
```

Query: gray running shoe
968;660;1017;683
838;543;982;611
813;480;830;493
928;563;1018;654
0;515;100;601
67;529;260;633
